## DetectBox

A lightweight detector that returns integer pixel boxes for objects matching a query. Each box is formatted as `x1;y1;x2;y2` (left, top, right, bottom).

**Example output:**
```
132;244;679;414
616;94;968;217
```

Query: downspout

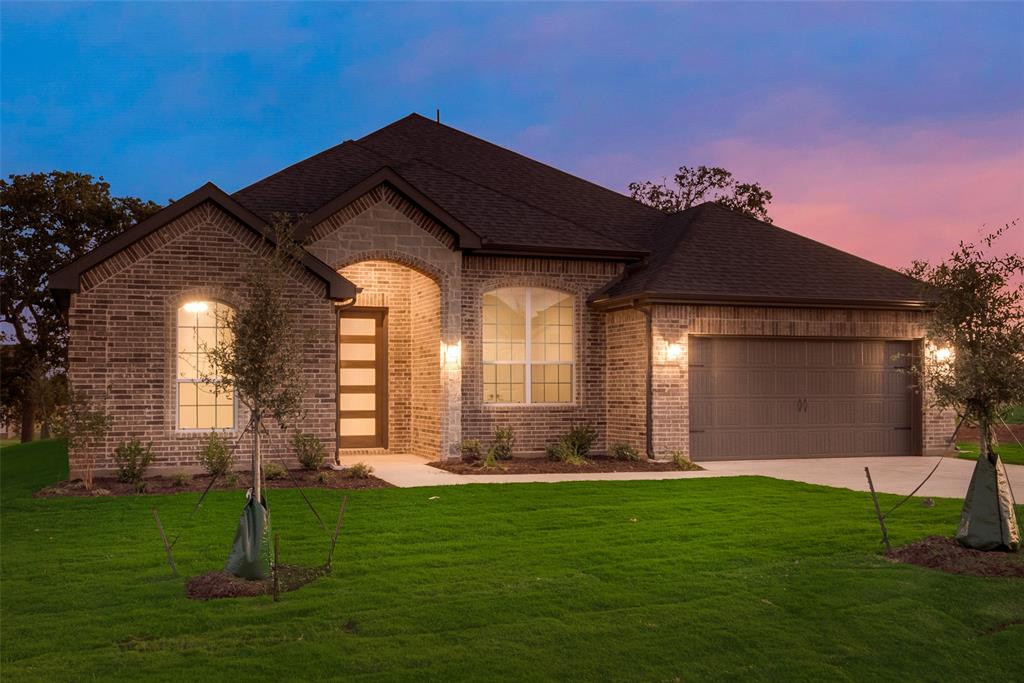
631;300;655;459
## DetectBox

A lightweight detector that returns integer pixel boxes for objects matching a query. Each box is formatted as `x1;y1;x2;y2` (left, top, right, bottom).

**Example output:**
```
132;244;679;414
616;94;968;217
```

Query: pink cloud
699;116;1024;273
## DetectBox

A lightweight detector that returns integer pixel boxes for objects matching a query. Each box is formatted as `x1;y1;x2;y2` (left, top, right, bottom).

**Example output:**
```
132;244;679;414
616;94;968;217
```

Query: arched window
482;287;574;404
176;300;234;429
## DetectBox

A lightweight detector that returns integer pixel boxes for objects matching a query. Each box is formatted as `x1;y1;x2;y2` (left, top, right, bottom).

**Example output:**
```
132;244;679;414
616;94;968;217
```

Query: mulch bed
35;466;391;498
959;423;1024;442
186;564;329;600
887;536;1024;578
430;456;701;475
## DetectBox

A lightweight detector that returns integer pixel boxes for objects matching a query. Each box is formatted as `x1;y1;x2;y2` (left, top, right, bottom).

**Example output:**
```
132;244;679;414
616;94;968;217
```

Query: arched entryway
337;259;442;459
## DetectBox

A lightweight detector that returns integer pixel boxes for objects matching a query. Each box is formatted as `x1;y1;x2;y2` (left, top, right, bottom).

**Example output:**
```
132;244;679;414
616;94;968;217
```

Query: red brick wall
459;255;625;456
67;201;337;476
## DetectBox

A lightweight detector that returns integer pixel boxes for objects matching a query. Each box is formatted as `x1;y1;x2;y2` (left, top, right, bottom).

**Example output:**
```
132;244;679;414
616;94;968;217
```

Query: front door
338;309;388;448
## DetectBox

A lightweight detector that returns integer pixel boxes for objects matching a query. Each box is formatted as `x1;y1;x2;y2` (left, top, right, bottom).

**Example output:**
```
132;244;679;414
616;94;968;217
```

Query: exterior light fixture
183;301;209;314
441;340;462;368
934;346;953;363
666;342;683;362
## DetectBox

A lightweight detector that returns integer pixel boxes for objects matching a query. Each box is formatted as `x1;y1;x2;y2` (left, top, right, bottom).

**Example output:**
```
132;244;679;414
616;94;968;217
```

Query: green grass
957;442;1024;466
2;442;1021;682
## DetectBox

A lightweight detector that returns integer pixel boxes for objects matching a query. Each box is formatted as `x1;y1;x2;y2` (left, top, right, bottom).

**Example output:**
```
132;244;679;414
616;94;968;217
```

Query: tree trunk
19;397;35;443
252;410;262;505
956;417;1021;551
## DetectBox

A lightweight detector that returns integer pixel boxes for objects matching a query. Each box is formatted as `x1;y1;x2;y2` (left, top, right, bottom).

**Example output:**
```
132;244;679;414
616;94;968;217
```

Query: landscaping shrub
113;438;154;484
611;442;642;462
292;432;326;471
316;472;330;485
546;423;596;465
171;472;191;488
263;461;287;481
348;462;373;479
198;431;234;477
670;451;702;471
460;439;484;463
489;427;515;461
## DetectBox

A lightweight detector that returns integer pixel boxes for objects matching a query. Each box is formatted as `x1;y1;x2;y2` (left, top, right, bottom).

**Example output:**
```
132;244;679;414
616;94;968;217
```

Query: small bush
547;423;596;465
611;442;642;462
198;431;234;477
670;451;702;471
263;461;287;481
348;462;373;479
113;438;154;484
316;472;330;485
490;427;515;460
460;439;484;464
292;432;326;471
171;472;191;488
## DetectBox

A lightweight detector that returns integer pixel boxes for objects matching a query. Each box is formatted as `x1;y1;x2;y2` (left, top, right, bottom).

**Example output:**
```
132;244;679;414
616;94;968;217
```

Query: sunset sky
3;2;1021;271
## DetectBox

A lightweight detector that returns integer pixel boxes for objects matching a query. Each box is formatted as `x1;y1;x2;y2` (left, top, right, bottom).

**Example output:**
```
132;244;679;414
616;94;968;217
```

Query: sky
2;1;1022;271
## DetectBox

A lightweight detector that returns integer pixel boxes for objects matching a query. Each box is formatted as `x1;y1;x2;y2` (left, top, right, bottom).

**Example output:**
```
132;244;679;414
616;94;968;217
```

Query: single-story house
50;114;955;476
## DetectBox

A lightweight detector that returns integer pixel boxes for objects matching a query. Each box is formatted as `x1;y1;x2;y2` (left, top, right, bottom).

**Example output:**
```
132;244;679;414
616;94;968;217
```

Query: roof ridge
376;113;668;219
376;150;643;254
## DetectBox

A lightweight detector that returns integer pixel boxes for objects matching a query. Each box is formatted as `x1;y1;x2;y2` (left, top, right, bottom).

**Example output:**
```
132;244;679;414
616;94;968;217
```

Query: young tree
1;171;160;442
628;165;774;222
906;223;1023;551
203;218;308;579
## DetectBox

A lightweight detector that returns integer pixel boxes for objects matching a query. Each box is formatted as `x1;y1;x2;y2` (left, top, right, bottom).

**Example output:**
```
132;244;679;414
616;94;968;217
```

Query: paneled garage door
689;337;917;460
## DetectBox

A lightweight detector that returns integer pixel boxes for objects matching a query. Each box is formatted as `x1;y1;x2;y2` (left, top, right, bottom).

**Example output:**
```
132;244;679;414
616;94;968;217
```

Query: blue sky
2;2;1022;267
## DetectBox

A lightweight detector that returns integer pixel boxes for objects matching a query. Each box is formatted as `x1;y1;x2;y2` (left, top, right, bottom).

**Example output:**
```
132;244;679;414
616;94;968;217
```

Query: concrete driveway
338;452;1024;499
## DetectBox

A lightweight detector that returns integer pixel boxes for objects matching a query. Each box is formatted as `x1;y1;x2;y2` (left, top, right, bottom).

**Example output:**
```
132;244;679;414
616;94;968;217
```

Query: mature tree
906;223;1023;551
0;171;160;442
628;165;774;222
204;218;308;579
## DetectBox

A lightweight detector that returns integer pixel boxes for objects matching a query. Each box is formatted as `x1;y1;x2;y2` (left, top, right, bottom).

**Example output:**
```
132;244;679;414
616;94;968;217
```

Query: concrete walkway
337;452;1024;499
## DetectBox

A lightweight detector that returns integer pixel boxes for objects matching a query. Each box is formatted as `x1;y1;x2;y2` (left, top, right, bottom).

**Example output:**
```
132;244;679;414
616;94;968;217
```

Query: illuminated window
177;301;234;429
482;288;573;404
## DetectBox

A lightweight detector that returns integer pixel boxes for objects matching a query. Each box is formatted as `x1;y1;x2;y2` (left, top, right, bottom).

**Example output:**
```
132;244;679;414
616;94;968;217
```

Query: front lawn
2;441;1021;681
957;441;1024;467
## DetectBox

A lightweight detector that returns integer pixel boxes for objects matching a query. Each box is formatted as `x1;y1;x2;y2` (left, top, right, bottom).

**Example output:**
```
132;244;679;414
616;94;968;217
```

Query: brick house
50;114;954;476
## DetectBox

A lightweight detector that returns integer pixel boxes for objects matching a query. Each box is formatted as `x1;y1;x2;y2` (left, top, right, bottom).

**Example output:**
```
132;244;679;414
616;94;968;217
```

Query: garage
688;337;918;460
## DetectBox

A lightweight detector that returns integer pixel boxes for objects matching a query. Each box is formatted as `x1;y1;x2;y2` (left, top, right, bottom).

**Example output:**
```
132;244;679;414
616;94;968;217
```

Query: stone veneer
305;188;462;459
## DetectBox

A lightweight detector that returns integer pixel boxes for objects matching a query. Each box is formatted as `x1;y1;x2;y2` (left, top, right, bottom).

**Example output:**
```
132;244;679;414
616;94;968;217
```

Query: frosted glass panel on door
341;343;376;361
340;418;376;436
340;317;376;336
340;368;376;386
340;393;376;411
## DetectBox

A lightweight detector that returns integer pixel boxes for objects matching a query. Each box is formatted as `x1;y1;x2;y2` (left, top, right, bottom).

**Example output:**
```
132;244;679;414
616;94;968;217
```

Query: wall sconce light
441;340;462;368
183;301;209;314
934;346;953;363
666;342;683;362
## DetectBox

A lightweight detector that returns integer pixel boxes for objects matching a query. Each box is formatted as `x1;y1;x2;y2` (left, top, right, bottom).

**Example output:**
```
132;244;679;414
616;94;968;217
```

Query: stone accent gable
307;191;463;460
67;202;337;476
305;184;457;250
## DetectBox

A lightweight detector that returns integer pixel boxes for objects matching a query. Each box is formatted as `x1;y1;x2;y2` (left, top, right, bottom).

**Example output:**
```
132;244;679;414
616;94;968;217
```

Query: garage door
689;337;916;460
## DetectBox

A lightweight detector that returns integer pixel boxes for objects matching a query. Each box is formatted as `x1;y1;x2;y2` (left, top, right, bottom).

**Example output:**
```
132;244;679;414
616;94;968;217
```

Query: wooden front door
338;309;388;448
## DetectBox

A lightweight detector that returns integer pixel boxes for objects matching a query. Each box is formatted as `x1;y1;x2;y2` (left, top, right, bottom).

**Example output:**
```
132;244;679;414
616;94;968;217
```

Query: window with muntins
482;287;574;404
177;301;234;429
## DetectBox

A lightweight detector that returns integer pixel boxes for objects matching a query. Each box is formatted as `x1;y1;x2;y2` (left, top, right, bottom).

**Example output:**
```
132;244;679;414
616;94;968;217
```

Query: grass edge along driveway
1;440;1022;682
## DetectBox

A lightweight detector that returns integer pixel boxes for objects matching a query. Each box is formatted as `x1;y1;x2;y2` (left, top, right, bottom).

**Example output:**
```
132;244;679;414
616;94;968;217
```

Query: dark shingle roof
234;113;663;255
234;113;932;308
593;202;931;307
